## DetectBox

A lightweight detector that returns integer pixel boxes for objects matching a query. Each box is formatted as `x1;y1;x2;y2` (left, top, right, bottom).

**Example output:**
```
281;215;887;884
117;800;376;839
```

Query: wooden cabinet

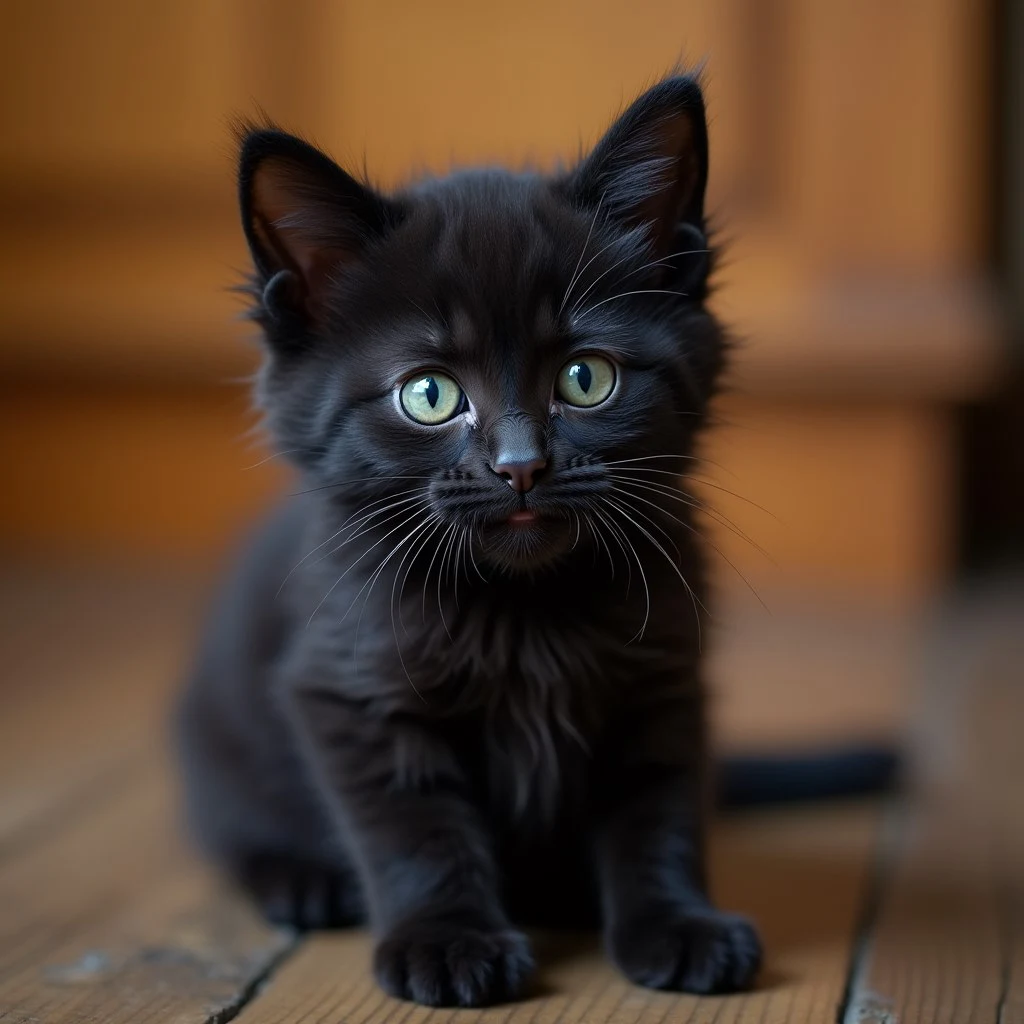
0;1;1002;603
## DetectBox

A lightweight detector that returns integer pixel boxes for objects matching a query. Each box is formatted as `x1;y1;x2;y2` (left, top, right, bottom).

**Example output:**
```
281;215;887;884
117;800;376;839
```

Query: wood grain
0;754;293;1024
0;568;294;1024
841;587;1024;1024
0;568;203;844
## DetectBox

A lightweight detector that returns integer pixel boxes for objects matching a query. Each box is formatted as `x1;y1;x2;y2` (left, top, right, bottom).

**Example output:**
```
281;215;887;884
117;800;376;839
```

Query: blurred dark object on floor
717;745;901;810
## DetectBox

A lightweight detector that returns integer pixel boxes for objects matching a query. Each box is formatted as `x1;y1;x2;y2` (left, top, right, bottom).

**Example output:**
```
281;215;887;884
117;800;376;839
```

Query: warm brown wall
0;1;1004;603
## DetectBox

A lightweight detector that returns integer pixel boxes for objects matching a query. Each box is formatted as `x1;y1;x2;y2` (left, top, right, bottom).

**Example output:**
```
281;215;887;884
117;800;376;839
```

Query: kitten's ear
237;127;399;322
568;76;709;261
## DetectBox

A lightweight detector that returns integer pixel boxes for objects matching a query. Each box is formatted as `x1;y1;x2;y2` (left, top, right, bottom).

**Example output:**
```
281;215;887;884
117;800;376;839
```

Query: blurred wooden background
0;0;1005;606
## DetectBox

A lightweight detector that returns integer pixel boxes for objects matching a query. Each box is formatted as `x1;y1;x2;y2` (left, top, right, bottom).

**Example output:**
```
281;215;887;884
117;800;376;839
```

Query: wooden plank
784;0;992;274
233;803;880;1024
0;750;293;1024
842;586;1024;1024
0;569;205;845
0;568;294;1024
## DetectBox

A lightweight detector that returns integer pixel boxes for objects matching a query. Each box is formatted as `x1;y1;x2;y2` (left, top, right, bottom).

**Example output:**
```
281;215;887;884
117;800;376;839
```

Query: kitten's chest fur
293;527;695;826
407;585;618;824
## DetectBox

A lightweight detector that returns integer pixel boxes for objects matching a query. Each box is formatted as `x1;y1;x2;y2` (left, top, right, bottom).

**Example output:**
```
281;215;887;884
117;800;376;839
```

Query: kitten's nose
491;456;547;493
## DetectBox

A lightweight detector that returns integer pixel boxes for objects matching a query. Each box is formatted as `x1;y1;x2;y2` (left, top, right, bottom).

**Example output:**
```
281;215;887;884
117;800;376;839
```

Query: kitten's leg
594;691;762;994
287;685;533;1007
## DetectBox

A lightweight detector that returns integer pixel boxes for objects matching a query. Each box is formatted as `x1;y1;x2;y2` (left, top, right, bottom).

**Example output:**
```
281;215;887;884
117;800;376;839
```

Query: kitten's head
238;76;723;574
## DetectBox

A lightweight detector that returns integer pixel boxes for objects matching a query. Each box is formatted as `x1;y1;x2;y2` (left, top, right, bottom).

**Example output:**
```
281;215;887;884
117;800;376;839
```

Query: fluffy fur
177;75;762;1007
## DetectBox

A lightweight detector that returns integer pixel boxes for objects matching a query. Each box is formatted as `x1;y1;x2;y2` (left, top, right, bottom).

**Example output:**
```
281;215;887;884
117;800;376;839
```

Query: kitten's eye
399;373;463;425
556;356;616;408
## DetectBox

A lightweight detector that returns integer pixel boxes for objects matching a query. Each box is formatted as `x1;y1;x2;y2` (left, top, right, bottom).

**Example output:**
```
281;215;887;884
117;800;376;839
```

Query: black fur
177;75;762;1006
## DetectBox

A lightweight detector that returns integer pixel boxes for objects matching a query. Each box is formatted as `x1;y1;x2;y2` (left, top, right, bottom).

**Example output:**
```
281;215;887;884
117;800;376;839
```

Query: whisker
612;466;776;518
317;497;434;568
560;233;631;319
608;488;682;562
452;527;468;610
610;482;770;613
690;478;779;520
580;514;599;569
349;515;439;703
610;475;774;563
558;190;606;315
459;527;474;589
592;505;630;594
421;520;453;626
605;495;704;650
278;488;430;595
331;491;431;543
569;246;711;317
585;509;616;581
601;500;650;641
350;514;437;625
386;513;444;701
575;288;689;320
425;522;459;640
568;245;646;318
437;521;461;640
604;453;742;483
433;300;451;331
306;506;429;628
466;528;487;583
604;454;698;466
396;516;446;636
241;447;320;470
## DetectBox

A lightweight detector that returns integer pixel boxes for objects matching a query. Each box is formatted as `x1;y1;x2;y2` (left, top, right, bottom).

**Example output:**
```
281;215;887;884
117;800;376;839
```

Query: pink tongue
507;510;537;525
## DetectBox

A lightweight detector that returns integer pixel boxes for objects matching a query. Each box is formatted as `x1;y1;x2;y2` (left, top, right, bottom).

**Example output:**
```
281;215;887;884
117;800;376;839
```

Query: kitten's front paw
608;908;762;994
374;918;534;1007
238;854;362;930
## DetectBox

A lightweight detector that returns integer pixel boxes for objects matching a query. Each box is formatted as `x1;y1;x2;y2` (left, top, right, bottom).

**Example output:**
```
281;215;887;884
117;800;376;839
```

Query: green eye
556;356;616;408
399;373;463;425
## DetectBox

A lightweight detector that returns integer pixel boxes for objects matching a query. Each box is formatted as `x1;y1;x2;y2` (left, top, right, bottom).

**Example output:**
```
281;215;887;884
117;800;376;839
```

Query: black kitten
177;75;762;1006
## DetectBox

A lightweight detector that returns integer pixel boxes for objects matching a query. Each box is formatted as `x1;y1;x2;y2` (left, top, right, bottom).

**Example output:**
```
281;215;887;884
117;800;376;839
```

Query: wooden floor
0;568;1020;1024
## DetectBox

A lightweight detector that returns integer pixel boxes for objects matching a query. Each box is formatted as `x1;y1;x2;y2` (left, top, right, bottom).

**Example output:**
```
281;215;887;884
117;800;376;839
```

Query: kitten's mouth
506;510;539;527
475;508;574;571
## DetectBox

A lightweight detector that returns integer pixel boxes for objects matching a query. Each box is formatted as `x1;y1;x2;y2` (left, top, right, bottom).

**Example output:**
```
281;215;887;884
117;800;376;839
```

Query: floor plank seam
994;874;1015;1024
205;930;303;1024
838;799;905;1024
